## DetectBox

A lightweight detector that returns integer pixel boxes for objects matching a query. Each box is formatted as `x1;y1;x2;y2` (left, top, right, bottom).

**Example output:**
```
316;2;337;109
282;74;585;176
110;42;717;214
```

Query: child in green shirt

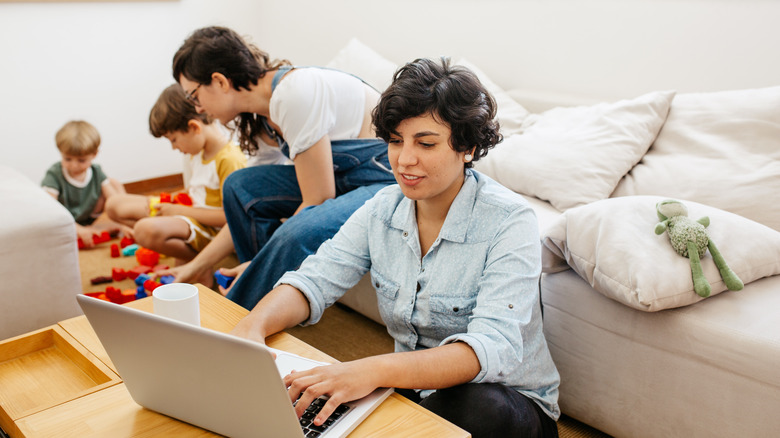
42;120;126;248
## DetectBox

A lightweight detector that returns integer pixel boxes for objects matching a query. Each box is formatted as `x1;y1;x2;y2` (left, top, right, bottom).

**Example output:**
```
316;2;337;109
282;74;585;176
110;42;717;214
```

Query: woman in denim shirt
232;58;560;437
166;26;395;306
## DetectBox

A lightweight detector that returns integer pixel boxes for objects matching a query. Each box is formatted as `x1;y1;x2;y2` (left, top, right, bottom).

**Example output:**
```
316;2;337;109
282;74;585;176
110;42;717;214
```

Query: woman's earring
464;153;473;162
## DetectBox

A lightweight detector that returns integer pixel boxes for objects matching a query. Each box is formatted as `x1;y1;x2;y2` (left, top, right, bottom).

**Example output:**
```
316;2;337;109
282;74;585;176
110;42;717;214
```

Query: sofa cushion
475;90;675;211
325;39;530;136
612;86;780;232
541;195;780;311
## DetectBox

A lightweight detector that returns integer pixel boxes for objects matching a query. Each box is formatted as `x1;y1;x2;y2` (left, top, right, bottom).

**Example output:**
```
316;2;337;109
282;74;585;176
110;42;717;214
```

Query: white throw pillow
542;196;780;311
454;58;530;136
612;86;780;232
475;90;675;211
326;38;398;92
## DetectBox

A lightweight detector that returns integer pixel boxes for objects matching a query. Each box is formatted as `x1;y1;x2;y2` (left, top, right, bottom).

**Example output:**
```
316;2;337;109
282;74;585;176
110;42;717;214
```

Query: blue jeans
222;139;394;310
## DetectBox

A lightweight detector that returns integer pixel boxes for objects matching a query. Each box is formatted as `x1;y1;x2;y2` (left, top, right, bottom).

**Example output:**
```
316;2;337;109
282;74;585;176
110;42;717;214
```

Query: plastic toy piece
120;236;135;248
135;247;160;267
173;192;193;206
78;238;86;250
122;243;139;256
159;192;172;203
134;273;152;286
111;267;127;281
84;292;108;301
143;279;161;292
92;231;111;244
136;288;148;300
159;275;175;285
110;243;121;258
126;265;153;280
90;275;113;285
214;271;236;289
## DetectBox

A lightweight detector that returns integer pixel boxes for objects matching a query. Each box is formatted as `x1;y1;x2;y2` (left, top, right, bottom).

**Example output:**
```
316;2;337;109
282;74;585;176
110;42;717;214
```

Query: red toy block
92;231;111;244
120;236;135;248
111;267;127;281
159;192;172;203
126;265;153;280
143;279;161;293
78;238;86;249
90;275;113;285
84;292;108;301
104;286;136;304
110;243;120;258
135;247;160;267
173;192;193;206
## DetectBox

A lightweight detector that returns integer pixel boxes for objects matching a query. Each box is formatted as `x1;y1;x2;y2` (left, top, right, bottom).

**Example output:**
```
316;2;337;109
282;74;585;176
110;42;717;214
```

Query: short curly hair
372;57;502;168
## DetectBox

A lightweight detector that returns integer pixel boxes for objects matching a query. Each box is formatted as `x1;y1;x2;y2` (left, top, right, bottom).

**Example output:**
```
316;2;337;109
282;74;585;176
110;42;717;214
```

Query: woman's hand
283;360;379;426
216;261;250;296
156;261;203;284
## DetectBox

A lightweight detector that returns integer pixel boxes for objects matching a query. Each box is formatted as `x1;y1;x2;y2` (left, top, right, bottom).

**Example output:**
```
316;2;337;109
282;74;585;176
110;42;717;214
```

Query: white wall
3;0;779;184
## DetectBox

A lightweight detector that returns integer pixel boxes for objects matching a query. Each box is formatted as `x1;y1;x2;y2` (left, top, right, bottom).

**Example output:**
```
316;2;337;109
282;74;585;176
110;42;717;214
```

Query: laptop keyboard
295;396;352;437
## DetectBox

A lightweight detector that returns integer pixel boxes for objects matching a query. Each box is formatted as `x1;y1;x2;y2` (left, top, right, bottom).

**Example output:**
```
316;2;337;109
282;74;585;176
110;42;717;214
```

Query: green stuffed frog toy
655;199;744;297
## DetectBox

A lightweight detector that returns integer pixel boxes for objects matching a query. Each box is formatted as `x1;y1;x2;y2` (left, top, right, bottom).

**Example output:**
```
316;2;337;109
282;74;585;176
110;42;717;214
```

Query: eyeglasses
184;84;202;105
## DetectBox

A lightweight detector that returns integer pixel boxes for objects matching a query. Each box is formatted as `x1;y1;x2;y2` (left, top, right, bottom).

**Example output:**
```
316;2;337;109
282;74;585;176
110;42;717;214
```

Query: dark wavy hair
172;26;290;154
149;84;211;138
372;57;501;168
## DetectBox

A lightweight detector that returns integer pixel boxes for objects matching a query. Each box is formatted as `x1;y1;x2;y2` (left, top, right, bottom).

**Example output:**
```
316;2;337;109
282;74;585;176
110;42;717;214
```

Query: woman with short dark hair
232;57;561;438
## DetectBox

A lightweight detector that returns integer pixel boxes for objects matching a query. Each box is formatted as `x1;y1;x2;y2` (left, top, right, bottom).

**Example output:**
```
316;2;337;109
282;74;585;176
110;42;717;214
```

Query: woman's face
388;113;468;208
179;76;236;125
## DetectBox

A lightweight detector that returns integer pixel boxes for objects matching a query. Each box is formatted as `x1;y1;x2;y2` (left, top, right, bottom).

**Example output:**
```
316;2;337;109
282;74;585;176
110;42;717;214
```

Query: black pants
397;383;558;438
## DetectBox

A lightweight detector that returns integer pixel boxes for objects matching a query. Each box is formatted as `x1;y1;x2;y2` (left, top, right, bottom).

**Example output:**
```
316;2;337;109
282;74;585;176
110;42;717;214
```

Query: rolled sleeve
440;332;502;383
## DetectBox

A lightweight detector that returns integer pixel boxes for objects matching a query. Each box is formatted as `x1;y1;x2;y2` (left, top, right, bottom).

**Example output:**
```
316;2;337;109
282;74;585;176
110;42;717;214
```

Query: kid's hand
216;262;250;296
155;203;184;217
284;361;378;426
76;226;96;249
157;263;197;284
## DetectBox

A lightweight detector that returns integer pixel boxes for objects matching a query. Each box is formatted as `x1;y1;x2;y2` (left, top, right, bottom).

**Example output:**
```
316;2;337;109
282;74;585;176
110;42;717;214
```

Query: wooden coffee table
0;286;469;437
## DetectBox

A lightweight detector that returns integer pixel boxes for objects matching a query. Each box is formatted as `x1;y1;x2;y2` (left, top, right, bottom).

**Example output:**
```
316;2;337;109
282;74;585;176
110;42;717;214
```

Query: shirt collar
390;169;478;244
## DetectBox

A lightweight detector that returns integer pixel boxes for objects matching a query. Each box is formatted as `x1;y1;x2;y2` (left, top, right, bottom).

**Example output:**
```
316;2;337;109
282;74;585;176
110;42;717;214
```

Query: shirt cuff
440;333;501;383
275;271;326;326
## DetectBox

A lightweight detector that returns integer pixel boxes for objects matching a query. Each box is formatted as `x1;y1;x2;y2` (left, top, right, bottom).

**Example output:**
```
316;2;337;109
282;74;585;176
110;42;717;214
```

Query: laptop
77;294;393;438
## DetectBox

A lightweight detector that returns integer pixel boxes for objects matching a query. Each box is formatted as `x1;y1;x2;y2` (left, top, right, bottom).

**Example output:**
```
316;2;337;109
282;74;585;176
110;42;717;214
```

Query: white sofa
0;165;83;340
329;40;780;437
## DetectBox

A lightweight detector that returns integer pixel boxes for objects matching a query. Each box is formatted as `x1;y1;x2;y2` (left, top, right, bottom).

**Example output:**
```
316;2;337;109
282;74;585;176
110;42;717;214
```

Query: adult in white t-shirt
170;26;395;309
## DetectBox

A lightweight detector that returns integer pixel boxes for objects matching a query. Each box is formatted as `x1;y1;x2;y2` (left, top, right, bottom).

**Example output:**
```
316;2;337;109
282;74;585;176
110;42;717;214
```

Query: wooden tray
0;325;120;436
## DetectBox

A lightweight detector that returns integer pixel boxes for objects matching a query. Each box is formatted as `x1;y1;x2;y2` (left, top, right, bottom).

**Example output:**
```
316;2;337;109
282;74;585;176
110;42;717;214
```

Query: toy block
159;275;175;285
122;243;139;256
134;273;152;286
90;275;113;285
159;192;172;203
77;238;86;249
92;231;111;244
111;267;127;281
214;271;236;289
135;247;160;267
136;288;148;300
174;192;193;206
120;235;135;248
110;243;121;258
126;265;153;280
105;286;122;303
84;292;108;301
143;279;161;293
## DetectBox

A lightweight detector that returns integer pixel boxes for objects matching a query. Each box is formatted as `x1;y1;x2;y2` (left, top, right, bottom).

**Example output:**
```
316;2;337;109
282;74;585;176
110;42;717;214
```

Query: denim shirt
277;170;560;419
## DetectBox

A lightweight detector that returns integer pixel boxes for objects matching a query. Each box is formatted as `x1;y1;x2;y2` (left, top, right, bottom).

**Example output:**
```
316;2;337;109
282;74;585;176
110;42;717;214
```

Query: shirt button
453;307;459;312
508;304;514;309
403;231;408;237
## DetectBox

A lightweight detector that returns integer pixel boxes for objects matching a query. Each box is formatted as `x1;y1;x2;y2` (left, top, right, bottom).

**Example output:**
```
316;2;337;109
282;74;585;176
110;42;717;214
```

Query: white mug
152;283;200;326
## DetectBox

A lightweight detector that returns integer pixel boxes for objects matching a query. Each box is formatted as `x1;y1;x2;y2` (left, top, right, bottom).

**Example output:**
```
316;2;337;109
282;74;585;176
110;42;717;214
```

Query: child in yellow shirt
106;84;246;276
